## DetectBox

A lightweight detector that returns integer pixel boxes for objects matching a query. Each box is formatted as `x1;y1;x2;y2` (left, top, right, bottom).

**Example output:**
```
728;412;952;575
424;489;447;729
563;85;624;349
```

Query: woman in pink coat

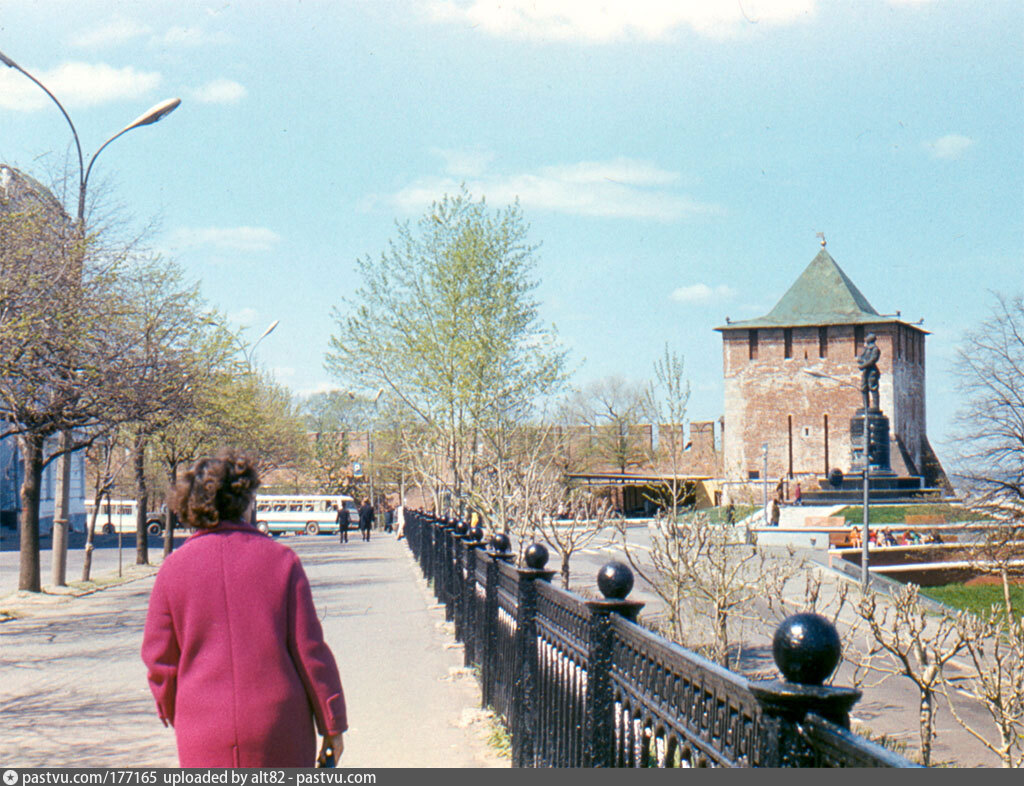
142;450;347;767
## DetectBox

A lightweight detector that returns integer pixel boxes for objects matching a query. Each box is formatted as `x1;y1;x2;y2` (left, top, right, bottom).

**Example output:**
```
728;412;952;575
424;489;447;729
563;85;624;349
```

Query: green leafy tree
327;188;567;512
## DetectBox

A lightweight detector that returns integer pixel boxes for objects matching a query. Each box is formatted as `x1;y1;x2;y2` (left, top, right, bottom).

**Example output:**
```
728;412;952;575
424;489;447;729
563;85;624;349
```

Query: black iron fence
404;510;920;768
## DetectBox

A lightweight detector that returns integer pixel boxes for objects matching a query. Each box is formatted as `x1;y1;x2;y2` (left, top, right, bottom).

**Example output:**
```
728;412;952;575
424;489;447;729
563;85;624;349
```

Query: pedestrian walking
337;503;349;544
769;496;780;527
395;501;406;539
793;481;803;506
383;503;394;533
141;449;347;767
358;498;374;541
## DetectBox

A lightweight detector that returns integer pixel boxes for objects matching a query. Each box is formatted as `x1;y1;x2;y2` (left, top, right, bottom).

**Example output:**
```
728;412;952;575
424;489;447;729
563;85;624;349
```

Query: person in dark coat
141;449;347;767
358;499;374;541
336;504;349;544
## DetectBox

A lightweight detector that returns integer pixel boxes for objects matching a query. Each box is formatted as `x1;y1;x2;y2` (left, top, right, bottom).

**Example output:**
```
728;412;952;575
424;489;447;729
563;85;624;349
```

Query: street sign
352;461;363;478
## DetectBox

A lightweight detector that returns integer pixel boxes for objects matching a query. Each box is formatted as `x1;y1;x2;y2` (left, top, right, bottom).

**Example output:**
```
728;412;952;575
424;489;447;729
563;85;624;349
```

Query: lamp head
122;98;181;133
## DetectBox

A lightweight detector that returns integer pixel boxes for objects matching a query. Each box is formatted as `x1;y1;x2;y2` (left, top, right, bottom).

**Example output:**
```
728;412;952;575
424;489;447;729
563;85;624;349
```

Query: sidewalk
0;534;507;768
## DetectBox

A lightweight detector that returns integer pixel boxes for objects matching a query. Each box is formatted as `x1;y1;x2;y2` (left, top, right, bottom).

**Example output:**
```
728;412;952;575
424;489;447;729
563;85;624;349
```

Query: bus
85;499;166;536
254;494;358;536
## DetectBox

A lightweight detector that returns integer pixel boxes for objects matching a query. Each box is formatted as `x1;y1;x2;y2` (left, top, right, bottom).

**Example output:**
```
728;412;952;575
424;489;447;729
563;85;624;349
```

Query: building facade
0;433;87;533
715;247;941;488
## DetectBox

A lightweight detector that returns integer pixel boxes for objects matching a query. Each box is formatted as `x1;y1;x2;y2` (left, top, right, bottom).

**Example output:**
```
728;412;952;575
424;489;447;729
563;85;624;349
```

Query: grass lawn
837;503;989;525
704;504;757;524
919;582;1024;618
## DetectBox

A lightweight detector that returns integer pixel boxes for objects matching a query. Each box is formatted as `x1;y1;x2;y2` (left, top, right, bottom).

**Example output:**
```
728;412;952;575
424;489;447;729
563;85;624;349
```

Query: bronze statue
857;332;881;410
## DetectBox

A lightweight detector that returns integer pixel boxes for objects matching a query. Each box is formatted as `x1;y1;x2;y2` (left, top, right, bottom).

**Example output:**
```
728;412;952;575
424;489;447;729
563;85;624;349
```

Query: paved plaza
0;534;506;768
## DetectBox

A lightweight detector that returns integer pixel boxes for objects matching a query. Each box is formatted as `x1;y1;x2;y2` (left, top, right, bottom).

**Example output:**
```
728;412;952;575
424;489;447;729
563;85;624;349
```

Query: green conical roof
718;248;886;329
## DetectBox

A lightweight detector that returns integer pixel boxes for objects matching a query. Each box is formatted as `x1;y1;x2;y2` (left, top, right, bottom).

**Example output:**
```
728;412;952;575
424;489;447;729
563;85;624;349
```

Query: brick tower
715;244;944;489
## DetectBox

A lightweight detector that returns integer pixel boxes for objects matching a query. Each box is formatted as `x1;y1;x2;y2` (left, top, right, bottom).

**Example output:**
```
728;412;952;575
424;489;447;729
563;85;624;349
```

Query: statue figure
857;332;881;410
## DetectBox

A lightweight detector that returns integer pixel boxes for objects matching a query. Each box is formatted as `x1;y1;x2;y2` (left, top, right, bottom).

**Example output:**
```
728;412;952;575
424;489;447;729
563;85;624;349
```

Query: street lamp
761;442;769;525
245;320;280;368
2;48;181;586
368;387;384;516
803;368;872;592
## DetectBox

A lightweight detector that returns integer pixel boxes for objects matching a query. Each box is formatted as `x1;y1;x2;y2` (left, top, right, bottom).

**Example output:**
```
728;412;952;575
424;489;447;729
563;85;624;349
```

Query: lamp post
761;442;769;525
1;48;180;586
245;320;279;368
803;368;872;592
368;388;384;517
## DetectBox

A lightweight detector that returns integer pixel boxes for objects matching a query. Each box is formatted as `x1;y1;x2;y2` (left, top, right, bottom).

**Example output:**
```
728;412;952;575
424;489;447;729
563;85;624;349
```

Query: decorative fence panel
402;510;920;769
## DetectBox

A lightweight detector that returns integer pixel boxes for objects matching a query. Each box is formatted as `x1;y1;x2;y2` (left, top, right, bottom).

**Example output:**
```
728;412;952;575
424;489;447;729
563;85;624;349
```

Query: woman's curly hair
170;449;260;529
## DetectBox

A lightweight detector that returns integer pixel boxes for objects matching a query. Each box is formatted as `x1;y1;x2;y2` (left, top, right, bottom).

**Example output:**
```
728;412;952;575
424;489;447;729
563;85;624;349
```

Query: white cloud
0;62;161;111
190;78;247;104
428;0;815;42
671;283;736;303
71;14;151;48
389;157;718;221
169;226;282;253
228;307;259;328
923;134;974;160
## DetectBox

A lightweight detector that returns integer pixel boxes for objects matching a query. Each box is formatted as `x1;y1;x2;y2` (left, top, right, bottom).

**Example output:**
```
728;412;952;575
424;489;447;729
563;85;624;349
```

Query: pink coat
142;521;347;767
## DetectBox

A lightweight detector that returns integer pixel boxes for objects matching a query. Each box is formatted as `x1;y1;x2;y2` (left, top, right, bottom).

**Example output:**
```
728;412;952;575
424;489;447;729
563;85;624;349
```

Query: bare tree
952;292;1024;605
616;511;780;667
535;487;613;589
941;610;1024;768
568;376;651;478
854;585;971;766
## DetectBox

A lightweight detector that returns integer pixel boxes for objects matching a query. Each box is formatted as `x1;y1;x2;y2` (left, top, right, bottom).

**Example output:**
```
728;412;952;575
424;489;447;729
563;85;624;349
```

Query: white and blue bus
254;494;358;536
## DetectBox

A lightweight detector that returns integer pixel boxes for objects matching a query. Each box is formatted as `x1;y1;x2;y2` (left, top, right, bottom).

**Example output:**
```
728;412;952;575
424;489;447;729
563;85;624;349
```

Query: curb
0;564;159;619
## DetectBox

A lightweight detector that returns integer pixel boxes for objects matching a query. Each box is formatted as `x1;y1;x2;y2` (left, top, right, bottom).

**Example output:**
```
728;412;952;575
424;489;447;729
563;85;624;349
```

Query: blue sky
1;0;1021;463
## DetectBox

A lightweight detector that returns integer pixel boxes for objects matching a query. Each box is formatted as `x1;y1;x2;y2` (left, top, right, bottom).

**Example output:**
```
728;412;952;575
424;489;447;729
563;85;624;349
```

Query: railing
404;510;919;768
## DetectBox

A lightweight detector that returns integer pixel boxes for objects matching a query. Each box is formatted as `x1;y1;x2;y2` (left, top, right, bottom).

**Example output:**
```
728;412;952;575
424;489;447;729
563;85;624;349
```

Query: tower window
854;325;864;357
749;329;758;360
784;328;793;359
818;326;828;358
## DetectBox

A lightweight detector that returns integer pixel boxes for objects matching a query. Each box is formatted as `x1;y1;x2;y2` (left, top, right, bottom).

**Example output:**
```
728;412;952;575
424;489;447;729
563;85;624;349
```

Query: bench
829;530;855;548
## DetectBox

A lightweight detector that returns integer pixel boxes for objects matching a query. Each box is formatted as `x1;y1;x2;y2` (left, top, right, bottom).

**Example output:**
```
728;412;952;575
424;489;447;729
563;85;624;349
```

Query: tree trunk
17;432;44;592
560;551;571;589
919;689;933;767
715;604;730;667
1000;567;1014;620
50;429;72;587
134;433;149;565
82;496;102;582
162;461;178;558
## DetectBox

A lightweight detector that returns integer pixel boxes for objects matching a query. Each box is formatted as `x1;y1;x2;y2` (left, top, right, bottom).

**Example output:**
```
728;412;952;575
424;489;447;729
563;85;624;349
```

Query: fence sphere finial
772;613;841;686
524;542;549;569
454;520;468;536
470;524;485;543
597;561;633;600
490;532;511;553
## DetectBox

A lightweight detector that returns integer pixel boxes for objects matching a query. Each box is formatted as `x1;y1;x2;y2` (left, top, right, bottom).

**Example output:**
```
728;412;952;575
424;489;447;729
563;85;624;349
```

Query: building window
897;328;903;360
854;325;864;357
749;329;759;360
819;326;828;358
748;470;760;480
784;328;793;359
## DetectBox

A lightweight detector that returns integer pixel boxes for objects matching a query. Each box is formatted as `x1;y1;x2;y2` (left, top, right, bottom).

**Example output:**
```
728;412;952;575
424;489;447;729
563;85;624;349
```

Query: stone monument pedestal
849;407;894;476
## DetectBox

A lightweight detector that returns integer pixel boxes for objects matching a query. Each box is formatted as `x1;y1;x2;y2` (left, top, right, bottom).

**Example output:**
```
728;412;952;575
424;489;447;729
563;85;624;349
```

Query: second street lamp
1;48;181;586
